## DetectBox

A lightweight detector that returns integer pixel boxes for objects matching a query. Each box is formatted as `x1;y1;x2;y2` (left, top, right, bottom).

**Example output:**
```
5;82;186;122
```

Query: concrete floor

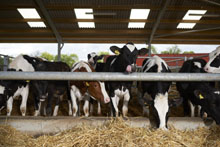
0;116;215;136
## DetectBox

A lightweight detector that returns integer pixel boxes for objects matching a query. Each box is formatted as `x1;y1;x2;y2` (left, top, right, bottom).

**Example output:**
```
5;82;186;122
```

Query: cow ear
194;90;205;100
110;46;121;55
169;97;183;107
138;48;149;56
87;54;91;60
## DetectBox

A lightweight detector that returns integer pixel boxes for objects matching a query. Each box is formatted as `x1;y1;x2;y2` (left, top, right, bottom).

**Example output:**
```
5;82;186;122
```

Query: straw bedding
0;118;220;147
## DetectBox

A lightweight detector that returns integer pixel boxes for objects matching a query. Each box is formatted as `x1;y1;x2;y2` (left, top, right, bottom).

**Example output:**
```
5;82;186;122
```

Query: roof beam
1;29;220;35
34;0;63;44
2;18;220;25
148;0;171;44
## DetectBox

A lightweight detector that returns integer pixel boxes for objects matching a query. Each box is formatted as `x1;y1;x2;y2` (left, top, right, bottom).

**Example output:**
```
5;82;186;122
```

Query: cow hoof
20;107;26;116
68;111;72;116
46;108;52;116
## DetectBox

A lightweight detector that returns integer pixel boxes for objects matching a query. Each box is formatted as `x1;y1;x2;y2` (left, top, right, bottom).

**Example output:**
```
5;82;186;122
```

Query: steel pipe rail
0;72;220;81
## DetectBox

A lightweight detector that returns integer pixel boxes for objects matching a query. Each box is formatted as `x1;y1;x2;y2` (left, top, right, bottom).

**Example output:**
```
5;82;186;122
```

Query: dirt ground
0;83;186;118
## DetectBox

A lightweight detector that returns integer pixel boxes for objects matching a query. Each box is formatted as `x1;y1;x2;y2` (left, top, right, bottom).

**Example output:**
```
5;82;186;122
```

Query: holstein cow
0;69;28;116
87;52;106;115
204;46;220;73
140;55;182;129
30;61;71;116
176;58;208;117
4;54;42;116
69;61;110;117
176;59;220;125
105;42;148;117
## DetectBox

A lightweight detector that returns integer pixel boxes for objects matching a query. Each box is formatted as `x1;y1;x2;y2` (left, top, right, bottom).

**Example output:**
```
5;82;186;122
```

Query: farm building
0;0;220;146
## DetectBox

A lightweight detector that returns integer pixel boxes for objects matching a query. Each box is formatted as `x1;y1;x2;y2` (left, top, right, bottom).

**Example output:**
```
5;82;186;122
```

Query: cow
176;59;220;125
204;46;220;73
139;55;182;129
29;61;71;116
87;52;106;115
4;54;43;116
0;69;29;116
69;61;110;117
104;42;148;117
176;59;208;117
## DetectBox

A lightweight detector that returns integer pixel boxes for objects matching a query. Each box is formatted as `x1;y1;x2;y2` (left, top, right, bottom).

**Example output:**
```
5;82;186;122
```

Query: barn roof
0;0;220;44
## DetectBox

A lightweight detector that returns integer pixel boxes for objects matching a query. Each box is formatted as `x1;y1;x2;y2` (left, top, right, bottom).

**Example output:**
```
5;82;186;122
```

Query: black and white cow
176;59;208;117
204;46;220;73
30;61;71;116
0;69;29;116
140;55;182;129
3;54;42;116
176;59;220;125
105;42;148;117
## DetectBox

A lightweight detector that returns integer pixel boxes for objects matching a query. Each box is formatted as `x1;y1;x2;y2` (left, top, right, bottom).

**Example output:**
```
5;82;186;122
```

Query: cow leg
53;97;60;116
111;95;119;117
97;102;101;115
122;91;130;117
34;100;41;116
20;85;29;116
189;100;195;117
83;100;90;117
197;105;201;117
70;89;78;117
68;100;72;116
7;97;13;116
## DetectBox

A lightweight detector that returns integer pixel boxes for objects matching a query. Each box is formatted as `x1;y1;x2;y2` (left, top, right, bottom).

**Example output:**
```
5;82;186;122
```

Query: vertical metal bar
148;43;151;57
57;42;61;61
3;56;8;71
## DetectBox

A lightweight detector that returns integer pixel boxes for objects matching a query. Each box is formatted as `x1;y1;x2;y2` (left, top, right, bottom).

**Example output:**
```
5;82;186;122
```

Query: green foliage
98;51;109;56
161;45;182;54
151;45;158;54
39;52;78;67
183;51;195;54
55;54;78;67
40;52;54;61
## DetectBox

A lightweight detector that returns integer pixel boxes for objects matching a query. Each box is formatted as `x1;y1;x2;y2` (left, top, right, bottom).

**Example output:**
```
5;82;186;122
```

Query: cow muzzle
104;97;110;104
126;64;136;73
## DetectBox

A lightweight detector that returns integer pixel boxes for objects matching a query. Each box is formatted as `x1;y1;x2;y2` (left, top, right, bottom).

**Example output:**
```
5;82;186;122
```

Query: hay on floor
0;118;220;147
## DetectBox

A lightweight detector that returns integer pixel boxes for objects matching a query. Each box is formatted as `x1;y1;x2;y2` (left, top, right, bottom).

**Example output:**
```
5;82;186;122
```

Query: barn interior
0;0;220;146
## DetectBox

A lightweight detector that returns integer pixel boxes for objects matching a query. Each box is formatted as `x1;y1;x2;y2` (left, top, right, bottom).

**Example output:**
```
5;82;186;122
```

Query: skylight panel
74;9;94;19
27;22;46;28
183;10;207;20
128;22;145;28
177;23;196;29
130;9;150;19
78;22;95;28
17;8;41;19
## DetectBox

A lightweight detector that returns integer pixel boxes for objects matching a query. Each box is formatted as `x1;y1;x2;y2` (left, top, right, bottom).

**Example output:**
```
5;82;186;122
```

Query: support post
57;42;61;61
148;43;151;57
3;56;9;71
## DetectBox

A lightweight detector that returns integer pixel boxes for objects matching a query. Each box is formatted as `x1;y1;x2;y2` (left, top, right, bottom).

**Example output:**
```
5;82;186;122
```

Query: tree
39;52;78;67
161;45;181;54
55;54;78;67
146;45;157;54
40;52;54;61
183;51;195;54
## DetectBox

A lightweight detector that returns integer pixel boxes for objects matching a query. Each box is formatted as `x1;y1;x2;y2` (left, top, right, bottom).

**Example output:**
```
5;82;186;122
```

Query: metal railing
0;71;220;82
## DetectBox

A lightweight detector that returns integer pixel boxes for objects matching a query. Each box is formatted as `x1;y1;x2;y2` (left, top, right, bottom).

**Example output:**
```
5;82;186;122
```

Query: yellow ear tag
86;82;90;87
199;94;204;99
26;80;30;83
115;50;120;55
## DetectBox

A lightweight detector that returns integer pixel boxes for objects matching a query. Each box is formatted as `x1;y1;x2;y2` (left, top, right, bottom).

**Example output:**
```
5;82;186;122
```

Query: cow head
194;89;220;124
85;81;110;104
204;46;220;73
110;42;148;73
144;92;182;129
87;52;104;67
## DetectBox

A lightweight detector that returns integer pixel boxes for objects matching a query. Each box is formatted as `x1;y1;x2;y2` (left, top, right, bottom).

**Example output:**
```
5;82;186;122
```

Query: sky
0;43;218;61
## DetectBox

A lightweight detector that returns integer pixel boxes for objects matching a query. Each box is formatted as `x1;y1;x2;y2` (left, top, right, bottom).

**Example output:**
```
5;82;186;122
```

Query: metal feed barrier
0;71;219;134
